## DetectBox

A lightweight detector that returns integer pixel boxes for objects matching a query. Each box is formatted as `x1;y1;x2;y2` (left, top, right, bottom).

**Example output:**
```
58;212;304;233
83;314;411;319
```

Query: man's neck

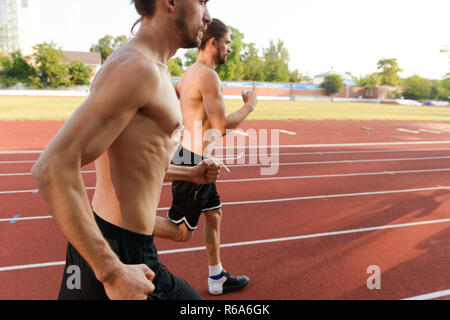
197;50;217;70
133;17;181;64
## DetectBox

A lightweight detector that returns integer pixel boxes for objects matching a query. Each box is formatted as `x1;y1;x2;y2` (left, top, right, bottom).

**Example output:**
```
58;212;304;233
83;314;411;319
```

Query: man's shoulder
186;63;220;82
102;48;161;84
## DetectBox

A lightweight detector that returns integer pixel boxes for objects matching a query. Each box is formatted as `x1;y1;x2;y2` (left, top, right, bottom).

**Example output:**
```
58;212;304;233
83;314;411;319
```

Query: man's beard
215;47;227;65
176;7;201;49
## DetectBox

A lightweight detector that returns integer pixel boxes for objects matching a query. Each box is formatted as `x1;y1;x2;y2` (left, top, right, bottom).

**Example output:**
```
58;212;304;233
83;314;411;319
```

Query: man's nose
203;7;212;25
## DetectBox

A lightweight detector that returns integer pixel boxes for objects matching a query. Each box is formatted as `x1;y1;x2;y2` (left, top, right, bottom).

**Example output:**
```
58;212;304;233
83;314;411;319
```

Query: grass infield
1;95;450;121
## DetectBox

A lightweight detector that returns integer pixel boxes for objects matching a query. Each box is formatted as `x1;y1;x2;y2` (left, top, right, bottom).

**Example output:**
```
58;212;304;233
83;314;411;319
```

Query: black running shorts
168;145;222;231
57;212;202;300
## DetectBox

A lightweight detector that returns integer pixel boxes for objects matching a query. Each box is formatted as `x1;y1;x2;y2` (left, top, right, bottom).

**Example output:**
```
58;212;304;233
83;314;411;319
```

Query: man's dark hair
131;0;157;34
199;18;229;50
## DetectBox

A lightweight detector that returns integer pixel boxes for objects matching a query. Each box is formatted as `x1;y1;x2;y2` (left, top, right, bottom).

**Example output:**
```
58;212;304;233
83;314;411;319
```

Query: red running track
1;120;450;300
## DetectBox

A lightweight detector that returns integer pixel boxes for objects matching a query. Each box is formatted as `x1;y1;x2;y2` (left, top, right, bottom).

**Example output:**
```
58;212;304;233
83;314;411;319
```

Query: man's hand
242;88;258;111
191;158;221;184
102;263;155;300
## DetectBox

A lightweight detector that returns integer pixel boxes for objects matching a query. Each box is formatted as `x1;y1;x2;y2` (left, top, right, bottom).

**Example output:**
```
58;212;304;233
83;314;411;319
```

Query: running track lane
1;212;450;299
0;185;449;299
2;163;450;220
0;120;448;299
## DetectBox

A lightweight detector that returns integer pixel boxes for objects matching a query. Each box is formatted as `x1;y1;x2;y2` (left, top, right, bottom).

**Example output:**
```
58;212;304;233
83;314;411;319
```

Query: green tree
33;42;71;88
289;69;311;83
0;51;6;64
90;35;129;63
241;43;264;81
262;40;291;82
356;73;380;88
402;75;432;100
440;78;450;101
67;60;93;85
167;57;184;77
322;74;344;95
377;58;403;86
242;45;264;81
183;49;198;68
181;26;301;83
0;50;36;87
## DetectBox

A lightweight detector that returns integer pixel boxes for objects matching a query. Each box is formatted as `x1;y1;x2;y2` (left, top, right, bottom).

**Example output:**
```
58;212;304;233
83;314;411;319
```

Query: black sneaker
208;270;250;295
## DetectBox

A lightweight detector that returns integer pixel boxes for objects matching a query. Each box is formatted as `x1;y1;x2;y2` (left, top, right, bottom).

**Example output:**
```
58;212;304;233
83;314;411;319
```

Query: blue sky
38;0;449;79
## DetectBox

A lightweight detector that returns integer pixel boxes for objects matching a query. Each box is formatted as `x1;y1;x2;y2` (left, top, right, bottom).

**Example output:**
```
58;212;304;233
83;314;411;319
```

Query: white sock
209;263;223;278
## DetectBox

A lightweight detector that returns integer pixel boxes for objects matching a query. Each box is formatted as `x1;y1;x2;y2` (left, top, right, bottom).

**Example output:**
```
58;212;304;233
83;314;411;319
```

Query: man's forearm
32;161;122;282
225;104;253;131
164;164;194;182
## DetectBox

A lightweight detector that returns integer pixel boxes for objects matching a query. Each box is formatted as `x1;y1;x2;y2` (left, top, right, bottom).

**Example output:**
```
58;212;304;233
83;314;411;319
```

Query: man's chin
183;38;201;49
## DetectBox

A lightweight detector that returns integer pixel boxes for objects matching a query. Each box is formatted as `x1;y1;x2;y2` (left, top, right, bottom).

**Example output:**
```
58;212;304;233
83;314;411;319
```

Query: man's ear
210;38;217;48
165;0;176;12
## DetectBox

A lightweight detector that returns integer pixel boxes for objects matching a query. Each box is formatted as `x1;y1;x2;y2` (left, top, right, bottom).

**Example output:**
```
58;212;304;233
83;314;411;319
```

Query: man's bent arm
224;103;254;131
32;59;156;286
164;164;195;182
164;160;221;184
202;71;256;135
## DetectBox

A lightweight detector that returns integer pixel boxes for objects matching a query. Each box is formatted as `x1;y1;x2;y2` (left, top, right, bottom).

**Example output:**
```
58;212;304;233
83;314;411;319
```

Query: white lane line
0;189;38;195
2;217;450;272
239;148;450;157
0;261;65;272
3;155;450;177
0;170;96;177
232;130;249;137
225;156;450;168
2;186;449;223
2;148;450;165
3;168;450;195
397;128;420;134
216;168;450;183
0;161;36;164
280;130;297;135
0;215;53;222
217;141;450;149
2;140;450;155
419;129;442;134
219;186;450;207
0;187;93;195
158;218;450;254
403;289;450;300
0;150;43;155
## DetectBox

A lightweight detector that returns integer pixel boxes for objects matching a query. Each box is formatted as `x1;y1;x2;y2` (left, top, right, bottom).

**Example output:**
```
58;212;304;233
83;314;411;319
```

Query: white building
0;0;40;55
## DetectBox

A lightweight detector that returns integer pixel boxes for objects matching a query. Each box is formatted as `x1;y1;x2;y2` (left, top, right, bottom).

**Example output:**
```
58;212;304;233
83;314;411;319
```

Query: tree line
90;29;308;84
0;43;93;88
1;27;448;102
322;58;450;101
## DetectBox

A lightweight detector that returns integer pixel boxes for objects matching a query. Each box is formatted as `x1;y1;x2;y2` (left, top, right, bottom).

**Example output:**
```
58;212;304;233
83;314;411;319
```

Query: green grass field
1;95;450;121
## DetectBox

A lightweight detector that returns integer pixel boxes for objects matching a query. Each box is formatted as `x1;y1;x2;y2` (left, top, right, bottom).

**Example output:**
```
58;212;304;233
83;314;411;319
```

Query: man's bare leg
154;217;192;242
204;209;250;295
204;209;222;267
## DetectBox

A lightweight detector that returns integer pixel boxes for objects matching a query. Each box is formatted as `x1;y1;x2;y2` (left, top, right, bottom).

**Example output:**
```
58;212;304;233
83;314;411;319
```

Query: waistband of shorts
93;212;155;243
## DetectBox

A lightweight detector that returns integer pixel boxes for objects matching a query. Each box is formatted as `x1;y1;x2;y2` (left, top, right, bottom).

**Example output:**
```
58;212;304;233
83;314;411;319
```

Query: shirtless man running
154;18;258;295
32;0;216;300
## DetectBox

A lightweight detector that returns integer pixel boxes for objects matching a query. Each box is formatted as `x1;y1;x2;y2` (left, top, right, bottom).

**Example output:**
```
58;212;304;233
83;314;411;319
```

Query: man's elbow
31;158;50;188
208;125;226;138
31;157;63;190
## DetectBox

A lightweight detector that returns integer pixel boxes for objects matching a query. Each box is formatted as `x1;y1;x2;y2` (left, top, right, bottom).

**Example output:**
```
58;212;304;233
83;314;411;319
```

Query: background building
0;0;40;55
61;51;102;80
